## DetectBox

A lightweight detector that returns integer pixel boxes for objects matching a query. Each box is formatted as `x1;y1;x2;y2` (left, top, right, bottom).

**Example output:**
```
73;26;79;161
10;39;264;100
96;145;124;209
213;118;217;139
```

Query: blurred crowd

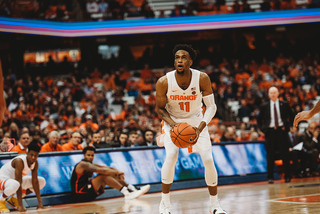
0;42;319;151
0;0;319;22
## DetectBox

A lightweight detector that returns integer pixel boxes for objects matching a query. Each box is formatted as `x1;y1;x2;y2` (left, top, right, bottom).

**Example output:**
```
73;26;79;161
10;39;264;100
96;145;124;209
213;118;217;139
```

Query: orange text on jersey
169;95;198;101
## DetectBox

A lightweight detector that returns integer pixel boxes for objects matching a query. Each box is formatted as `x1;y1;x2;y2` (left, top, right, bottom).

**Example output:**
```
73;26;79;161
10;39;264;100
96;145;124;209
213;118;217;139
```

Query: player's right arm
12;158;26;212
77;161;121;177
0;59;6;127
294;100;320;127
156;76;177;128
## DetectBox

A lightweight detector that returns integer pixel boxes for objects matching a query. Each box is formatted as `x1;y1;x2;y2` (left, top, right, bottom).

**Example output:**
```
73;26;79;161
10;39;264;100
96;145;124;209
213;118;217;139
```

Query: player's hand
193;121;207;143
170;122;178;129
293;110;312;127
117;171;125;180
18;206;27;212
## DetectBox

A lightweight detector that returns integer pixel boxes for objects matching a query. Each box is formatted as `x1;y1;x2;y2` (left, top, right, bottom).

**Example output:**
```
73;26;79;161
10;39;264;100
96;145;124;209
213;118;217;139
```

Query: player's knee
38;177;46;189
165;150;179;162
4;179;20;196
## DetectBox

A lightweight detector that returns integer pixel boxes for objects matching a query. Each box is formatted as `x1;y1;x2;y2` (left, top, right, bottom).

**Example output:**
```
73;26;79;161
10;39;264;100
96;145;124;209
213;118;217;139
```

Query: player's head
91;131;101;144
26;142;41;165
83;146;96;162
173;44;196;74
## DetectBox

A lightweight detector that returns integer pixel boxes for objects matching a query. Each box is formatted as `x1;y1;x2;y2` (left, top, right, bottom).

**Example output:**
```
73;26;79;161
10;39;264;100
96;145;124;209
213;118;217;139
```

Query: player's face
92;133;101;143
84;150;95;162
26;150;39;165
174;50;192;74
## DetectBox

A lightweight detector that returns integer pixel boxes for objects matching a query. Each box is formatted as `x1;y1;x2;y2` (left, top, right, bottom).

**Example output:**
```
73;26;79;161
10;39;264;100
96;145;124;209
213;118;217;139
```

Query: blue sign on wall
0;142;266;195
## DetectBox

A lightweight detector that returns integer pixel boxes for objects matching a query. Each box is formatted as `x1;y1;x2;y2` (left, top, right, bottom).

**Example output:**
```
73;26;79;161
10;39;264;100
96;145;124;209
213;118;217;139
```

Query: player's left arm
92;163;124;179
31;161;44;209
194;73;217;142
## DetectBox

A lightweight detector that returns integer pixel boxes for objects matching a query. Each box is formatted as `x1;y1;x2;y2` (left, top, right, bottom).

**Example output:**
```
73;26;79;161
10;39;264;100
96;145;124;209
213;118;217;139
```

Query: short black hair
83;146;96;154
173;44;197;60
28;142;41;153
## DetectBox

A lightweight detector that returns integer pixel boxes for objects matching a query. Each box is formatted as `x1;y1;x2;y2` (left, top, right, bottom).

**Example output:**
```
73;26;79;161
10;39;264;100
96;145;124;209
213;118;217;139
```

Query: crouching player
71;146;150;202
0;142;45;212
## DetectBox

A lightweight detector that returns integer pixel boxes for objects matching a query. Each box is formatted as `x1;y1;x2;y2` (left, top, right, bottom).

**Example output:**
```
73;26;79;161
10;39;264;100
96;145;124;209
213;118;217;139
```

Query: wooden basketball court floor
11;177;320;214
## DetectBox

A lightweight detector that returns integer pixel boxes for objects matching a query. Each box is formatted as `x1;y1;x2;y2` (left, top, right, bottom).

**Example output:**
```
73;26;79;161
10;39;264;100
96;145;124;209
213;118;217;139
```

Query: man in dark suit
300;123;320;176
288;126;306;178
257;87;294;183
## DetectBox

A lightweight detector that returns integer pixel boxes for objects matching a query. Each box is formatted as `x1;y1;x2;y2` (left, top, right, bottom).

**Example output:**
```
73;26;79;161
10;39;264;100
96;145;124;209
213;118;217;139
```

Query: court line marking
268;193;320;204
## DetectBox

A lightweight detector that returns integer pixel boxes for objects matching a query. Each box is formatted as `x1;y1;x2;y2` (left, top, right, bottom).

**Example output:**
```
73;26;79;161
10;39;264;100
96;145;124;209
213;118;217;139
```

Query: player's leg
159;134;179;214
20;176;46;197
0;179;20;212
199;145;227;214
110;173;150;196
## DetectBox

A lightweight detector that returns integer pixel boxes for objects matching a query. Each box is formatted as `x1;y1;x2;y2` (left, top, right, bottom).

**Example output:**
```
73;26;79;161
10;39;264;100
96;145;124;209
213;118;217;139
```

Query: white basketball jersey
0;155;35;179
166;69;202;119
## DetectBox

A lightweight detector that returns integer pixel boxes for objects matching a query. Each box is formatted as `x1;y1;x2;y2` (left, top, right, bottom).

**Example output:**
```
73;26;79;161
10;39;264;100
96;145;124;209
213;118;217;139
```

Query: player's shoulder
156;75;168;86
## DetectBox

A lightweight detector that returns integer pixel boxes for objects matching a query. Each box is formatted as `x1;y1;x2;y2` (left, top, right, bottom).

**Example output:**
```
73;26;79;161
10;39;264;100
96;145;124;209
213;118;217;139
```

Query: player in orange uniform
156;44;226;214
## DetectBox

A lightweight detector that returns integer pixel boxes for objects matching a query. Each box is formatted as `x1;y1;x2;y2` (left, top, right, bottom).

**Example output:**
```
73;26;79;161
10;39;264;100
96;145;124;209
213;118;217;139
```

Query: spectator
89;131;109;148
260;0;271;11
140;129;156;146
61;131;83;151
238;99;252;121
40;131;62;153
288;126;305;178
80;114;99;132
127;131;138;147
220;127;236;142
11;131;30;154
250;132;259;141
114;132;129;147
299;123;320;176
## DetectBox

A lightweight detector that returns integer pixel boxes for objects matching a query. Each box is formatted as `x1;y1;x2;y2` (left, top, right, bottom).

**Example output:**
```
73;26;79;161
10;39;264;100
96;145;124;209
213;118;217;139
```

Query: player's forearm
157;107;176;127
310;100;320;117
16;187;23;207
32;180;43;206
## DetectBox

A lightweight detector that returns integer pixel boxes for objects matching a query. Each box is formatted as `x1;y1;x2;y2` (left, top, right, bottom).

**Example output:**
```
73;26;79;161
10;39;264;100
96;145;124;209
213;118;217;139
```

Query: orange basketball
170;123;197;148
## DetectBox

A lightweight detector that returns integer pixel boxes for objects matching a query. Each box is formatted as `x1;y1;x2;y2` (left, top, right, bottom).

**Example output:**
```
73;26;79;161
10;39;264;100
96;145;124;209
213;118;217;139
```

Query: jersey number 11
179;102;190;112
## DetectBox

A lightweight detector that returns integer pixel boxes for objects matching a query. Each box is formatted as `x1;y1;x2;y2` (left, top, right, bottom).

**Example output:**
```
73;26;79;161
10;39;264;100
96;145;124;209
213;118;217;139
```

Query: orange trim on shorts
188;147;193;153
161;121;165;134
22;189;26;194
0;180;6;191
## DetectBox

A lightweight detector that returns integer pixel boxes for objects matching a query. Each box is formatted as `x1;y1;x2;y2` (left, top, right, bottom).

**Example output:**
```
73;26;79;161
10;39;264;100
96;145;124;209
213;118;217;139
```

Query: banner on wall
0;143;266;195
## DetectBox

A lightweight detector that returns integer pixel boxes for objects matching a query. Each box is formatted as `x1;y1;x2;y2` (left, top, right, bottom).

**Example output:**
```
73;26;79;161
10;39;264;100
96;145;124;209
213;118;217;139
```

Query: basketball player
156;44;226;214
0;142;45;212
294;100;320;127
0;59;6;127
71;146;150;202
